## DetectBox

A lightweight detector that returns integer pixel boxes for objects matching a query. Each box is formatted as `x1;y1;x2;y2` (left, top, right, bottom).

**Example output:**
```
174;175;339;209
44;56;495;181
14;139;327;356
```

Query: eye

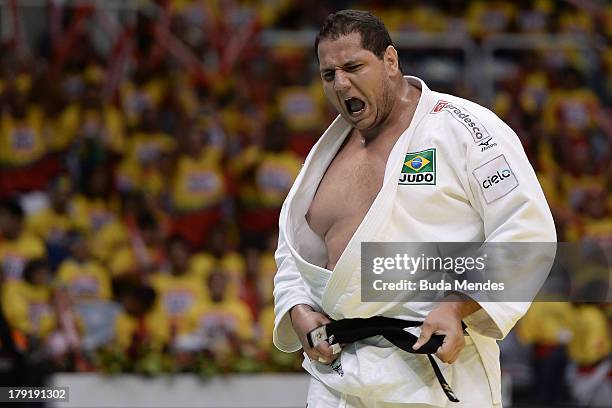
346;64;362;72
322;71;335;82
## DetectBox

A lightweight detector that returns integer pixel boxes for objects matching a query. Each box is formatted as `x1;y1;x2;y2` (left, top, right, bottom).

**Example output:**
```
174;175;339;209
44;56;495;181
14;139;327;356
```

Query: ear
384;45;399;75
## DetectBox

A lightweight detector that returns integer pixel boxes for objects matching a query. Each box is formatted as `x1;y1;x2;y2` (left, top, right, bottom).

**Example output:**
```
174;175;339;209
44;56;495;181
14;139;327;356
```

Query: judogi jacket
273;77;556;405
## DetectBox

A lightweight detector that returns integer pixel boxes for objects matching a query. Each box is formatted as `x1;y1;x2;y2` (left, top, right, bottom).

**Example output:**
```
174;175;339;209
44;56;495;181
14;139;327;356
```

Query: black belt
307;316;462;403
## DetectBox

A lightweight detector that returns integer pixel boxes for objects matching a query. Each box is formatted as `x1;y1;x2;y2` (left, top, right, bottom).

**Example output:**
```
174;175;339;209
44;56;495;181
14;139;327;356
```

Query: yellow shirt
120;79;166;127
190;252;246;300
171;153;226;211
115;158;142;192
190;252;216;278
258;304;275;350
73;107;125;154
91;220;129;263
276;86;324;132
560;173;602;211
149;272;205;329
72;195;119;232
183;299;254;342
127;131;175;164
1;280;55;338
568;305;610;365
543;88;600;134
109;245;163;277
536;171;563;212
116;157;168;198
50;104;79;152
582;217;612;243
519;71;549;114
0;232;46;280
255;151;301;208
114;309;170;351
467;0;516;38
57;259;111;301
257;252;277;305
26;207;75;243
559;10;593;35
71;195;127;261
0;108;46;167
517;302;574;345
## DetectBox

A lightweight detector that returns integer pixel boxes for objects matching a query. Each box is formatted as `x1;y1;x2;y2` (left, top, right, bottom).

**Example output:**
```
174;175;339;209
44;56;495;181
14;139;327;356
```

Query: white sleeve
272;200;319;352
451;103;557;339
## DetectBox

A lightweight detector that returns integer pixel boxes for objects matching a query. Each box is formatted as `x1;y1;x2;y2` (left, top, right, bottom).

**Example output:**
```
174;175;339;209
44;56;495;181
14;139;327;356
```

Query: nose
333;70;350;92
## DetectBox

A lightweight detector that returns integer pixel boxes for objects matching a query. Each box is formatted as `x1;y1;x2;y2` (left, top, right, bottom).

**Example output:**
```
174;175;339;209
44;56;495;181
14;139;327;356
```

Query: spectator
0;198;45;280
149;237;205;335
1;259;56;346
568;303;611;406
517;302;574;404
109;212;166;278
113;283;169;354
181;268;254;357
0;74;52;193
170;124;228;248
56;231;111;302
26;175;75;268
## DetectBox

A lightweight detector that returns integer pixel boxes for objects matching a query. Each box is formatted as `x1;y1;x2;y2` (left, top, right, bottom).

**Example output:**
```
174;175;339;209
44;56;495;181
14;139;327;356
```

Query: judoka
273;9;556;407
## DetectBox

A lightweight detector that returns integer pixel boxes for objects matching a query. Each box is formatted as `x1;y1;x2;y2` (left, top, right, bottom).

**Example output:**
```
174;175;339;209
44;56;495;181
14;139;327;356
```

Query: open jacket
273;77;556;405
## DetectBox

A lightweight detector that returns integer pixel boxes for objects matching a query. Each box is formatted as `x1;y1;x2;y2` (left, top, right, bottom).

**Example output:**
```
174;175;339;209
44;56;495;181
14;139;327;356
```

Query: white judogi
273;77;556;407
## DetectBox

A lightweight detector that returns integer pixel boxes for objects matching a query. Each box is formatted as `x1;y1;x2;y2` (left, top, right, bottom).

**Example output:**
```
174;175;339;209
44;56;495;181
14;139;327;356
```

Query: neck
360;78;419;145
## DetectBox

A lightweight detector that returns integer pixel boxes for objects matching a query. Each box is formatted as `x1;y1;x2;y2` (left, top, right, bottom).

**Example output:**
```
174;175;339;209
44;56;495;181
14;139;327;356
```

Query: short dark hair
23;259;50;284
315;10;399;69
0;197;24;220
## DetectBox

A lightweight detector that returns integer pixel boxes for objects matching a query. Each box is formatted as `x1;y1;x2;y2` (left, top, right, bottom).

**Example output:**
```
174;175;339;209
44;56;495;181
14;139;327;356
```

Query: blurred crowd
0;0;610;405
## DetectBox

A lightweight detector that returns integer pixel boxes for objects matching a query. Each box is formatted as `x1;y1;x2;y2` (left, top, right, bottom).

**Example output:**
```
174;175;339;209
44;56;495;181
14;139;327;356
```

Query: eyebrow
320;60;361;74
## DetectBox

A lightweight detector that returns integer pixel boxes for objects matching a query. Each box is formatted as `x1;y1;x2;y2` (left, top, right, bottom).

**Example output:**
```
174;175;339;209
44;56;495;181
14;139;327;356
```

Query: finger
435;334;464;363
304;346;323;362
301;336;322;361
312;346;335;364
315;340;335;359
436;349;459;364
412;324;434;350
434;345;454;363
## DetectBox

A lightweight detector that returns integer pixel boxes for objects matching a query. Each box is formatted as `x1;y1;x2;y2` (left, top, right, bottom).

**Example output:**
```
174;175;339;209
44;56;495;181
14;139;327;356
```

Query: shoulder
427;93;512;145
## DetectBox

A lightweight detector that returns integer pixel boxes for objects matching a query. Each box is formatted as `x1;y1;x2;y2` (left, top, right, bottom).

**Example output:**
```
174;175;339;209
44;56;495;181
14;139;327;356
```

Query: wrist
440;293;481;319
289;304;314;322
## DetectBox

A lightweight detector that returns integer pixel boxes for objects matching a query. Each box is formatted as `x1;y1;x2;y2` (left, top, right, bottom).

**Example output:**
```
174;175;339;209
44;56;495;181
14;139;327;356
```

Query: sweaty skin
292;32;480;365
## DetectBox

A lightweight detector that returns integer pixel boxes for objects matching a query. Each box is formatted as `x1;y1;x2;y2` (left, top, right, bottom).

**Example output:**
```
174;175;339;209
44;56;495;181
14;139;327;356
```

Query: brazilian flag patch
399;148;436;185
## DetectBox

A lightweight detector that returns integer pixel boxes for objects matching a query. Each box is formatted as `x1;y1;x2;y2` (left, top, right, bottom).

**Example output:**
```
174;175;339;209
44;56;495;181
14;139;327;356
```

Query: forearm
440;293;482;319
290;303;315;323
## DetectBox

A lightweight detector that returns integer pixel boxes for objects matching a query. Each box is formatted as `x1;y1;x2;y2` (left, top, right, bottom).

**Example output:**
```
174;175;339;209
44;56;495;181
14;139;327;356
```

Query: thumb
412;325;433;351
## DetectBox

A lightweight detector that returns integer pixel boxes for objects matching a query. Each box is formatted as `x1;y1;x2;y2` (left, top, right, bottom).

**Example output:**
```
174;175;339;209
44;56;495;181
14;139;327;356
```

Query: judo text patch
472;154;519;203
399;148;436;185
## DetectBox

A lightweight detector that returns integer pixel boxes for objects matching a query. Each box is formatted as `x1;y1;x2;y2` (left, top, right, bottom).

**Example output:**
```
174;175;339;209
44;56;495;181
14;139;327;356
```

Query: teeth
345;97;365;113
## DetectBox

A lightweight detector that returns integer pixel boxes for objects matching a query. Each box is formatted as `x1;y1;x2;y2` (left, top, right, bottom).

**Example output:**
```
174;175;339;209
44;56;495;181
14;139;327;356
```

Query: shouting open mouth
344;97;366;116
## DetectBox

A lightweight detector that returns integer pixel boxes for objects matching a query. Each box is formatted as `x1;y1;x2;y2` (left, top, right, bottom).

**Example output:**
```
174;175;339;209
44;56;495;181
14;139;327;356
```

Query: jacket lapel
322;77;436;316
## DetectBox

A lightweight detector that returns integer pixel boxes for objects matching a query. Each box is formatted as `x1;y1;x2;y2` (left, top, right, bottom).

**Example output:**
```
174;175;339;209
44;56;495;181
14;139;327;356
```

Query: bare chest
306;138;389;267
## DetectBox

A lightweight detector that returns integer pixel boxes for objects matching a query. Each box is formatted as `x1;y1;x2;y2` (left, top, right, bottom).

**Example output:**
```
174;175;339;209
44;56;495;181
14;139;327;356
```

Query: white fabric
273;76;556;406
307;376;437;407
306;340;503;408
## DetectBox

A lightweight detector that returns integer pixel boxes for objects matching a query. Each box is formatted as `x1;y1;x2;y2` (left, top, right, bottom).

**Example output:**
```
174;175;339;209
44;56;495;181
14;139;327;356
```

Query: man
273;10;556;408
0;198;46;281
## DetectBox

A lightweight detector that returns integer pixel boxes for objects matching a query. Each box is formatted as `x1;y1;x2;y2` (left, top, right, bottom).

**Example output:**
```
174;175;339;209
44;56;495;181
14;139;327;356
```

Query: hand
290;304;337;364
412;298;478;363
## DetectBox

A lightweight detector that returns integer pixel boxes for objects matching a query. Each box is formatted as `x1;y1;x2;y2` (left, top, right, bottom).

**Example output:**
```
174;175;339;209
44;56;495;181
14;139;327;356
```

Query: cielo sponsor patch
472;154;519;203
399;148;436;185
